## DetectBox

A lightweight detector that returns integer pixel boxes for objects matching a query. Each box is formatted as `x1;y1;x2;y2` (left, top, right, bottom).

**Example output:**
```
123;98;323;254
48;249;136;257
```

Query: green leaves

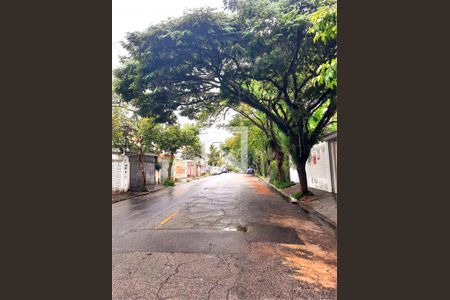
156;124;201;157
208;144;222;166
112;102;160;154
309;2;337;90
312;57;337;89
309;4;337;44
114;0;338;178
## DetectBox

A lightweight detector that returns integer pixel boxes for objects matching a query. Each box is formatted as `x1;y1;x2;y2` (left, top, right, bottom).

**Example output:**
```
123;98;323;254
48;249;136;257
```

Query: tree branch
309;99;337;145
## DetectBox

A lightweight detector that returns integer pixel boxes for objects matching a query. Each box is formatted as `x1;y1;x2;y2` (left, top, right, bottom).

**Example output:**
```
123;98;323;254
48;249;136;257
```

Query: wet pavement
112;173;337;299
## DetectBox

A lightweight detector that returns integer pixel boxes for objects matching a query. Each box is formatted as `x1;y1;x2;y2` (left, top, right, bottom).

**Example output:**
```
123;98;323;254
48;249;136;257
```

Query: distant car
246;167;255;175
210;166;222;175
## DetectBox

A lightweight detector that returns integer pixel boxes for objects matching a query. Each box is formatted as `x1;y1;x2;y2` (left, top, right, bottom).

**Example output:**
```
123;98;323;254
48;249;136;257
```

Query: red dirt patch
244;176;271;195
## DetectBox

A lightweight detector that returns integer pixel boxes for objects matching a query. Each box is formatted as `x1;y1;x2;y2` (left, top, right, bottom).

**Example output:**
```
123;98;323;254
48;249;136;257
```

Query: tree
223;110;290;181
112;105;133;153
112;106;159;190
230;105;288;181
156;124;201;180
114;0;337;196
221;133;241;162
208;144;222;166
112;93;140;153
129;118;159;190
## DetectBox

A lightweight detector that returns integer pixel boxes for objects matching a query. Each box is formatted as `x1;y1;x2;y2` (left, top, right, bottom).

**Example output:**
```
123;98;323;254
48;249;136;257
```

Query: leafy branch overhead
114;0;337;195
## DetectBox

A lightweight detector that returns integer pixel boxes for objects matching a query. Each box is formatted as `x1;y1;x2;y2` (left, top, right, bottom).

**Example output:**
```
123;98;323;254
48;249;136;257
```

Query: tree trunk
277;157;285;182
259;155;265;177
138;149;147;191
288;132;313;197
168;156;175;180
297;160;313;196
273;148;285;182
254;162;259;176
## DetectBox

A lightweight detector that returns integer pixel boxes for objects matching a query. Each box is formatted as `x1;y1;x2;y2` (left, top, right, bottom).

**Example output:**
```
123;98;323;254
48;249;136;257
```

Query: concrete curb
112;186;166;204
178;175;209;183
256;176;336;230
112;176;209;204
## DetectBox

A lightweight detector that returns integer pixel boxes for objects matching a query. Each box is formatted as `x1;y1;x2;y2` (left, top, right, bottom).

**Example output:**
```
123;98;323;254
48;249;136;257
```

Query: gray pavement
112;173;337;299
281;184;337;227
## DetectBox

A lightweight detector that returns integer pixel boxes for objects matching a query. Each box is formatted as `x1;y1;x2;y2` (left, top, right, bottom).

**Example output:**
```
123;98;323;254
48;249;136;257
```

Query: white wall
112;154;130;193
289;162;299;183
289;141;333;193
306;142;333;192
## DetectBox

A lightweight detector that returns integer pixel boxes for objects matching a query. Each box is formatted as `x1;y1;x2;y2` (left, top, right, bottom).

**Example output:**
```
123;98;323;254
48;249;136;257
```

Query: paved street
112;173;337;299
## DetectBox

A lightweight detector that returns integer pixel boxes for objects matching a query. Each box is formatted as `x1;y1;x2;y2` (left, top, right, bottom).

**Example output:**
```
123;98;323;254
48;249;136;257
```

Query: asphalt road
112;173;337;299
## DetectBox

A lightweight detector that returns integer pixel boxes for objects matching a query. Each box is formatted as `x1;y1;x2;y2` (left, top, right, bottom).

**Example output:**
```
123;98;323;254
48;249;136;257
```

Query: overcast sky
112;0;234;154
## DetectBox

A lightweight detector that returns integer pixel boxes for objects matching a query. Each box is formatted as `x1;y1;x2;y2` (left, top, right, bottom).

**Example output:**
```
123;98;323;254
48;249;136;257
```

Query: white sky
112;0;233;151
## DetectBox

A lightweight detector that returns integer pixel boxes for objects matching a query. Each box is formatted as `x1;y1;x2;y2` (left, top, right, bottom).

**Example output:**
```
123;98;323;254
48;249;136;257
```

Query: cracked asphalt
112;173;337;299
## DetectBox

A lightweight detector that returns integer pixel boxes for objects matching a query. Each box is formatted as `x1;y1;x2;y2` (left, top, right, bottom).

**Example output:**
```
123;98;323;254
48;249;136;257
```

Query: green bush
291;191;302;200
163;179;175;187
269;160;278;183
273;180;295;189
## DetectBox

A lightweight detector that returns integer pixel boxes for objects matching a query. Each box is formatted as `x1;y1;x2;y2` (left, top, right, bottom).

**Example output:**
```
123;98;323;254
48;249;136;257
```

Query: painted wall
289;141;334;193
306;142;333;192
112;154;130;193
186;160;195;177
174;158;187;178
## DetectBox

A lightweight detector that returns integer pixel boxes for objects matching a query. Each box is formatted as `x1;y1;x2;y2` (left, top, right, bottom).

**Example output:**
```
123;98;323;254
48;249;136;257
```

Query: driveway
112;173;336;299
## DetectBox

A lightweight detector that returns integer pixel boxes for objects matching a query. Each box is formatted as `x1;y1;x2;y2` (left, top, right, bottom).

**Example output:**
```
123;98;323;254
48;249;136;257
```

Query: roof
323;131;337;141
125;151;157;157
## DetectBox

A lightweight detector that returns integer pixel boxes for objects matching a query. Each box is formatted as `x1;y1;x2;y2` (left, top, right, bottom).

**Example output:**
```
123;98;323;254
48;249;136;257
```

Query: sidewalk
258;175;337;229
112;184;165;203
281;183;337;228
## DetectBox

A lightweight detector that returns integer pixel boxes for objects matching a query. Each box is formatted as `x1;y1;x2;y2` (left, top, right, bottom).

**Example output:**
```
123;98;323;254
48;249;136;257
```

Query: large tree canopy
114;0;337;195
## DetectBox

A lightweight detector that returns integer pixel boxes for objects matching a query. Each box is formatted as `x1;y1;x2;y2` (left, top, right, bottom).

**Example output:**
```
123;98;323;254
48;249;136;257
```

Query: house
194;158;207;176
157;154;206;182
289;131;337;194
174;158;187;179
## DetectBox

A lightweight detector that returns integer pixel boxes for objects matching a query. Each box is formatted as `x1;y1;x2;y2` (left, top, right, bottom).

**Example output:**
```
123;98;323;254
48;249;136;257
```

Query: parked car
210;166;222;175
246;167;255;175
